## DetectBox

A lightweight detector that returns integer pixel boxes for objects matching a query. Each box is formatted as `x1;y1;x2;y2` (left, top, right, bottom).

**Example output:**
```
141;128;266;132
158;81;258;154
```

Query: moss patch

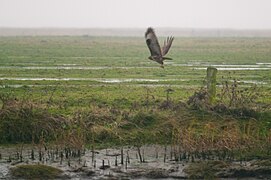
11;164;63;179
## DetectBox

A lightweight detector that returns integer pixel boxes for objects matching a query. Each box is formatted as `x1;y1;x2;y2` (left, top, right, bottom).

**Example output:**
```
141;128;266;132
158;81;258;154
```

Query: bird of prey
145;27;174;68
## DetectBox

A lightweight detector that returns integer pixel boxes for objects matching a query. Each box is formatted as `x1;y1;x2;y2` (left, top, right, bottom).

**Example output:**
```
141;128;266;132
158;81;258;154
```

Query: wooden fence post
207;67;218;104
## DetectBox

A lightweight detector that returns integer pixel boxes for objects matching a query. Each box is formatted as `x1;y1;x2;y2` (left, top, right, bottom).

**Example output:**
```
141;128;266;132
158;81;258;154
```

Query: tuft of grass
11;164;63;179
0;97;67;144
184;161;229;179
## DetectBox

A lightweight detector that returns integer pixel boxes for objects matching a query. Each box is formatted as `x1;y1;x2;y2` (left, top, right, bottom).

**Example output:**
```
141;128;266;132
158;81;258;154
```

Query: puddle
50;56;140;59
172;62;271;68
0;84;198;89
0;66;157;70
0;145;188;179
185;62;271;71
194;67;271;70
0;77;177;83
2;66;266;71
0;77;268;88
237;80;267;85
210;64;271;68
0;77;94;81
171;63;196;67
1;145;270;179
59;64;78;66
1;63;270;70
99;78;168;83
256;62;271;65
0;164;9;179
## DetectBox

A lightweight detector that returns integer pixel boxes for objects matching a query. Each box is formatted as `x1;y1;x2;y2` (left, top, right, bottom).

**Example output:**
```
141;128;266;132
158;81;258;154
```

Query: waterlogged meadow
0;36;271;178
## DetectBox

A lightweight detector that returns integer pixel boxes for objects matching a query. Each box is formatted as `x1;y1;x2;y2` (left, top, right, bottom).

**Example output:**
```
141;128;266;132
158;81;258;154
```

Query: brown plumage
145;27;174;68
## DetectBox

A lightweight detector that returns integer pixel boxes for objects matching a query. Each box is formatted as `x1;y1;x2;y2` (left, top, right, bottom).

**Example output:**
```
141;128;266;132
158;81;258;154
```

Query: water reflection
0;77;176;83
195;67;271;70
0;66;156;70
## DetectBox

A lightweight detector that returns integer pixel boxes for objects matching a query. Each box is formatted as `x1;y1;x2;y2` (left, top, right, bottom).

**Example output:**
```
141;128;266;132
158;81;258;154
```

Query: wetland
0;36;270;179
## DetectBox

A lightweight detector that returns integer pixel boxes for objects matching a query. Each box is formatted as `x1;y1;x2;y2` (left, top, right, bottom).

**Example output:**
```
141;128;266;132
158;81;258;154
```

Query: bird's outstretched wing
145;27;162;57
162;36;174;56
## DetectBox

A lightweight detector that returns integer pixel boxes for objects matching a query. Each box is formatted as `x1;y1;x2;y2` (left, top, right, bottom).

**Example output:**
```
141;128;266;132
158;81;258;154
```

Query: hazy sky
1;0;271;29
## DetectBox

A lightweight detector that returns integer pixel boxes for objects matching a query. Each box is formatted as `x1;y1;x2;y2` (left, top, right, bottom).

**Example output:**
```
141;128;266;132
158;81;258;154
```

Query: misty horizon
1;27;271;37
1;0;271;29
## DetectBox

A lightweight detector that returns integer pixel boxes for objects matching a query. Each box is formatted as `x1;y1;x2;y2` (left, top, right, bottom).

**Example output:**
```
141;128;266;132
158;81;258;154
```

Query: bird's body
145;27;174;68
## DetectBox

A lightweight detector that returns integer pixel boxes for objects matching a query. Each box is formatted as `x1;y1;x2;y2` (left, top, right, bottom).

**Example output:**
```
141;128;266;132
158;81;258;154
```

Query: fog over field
1;28;271;37
2;0;271;36
1;0;271;31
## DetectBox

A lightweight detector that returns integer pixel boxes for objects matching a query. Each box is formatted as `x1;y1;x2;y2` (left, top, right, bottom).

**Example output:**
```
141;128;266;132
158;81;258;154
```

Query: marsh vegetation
0;36;270;178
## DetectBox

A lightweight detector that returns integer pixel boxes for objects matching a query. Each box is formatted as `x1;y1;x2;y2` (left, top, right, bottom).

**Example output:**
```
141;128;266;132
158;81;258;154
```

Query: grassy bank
0;36;270;160
0;83;270;160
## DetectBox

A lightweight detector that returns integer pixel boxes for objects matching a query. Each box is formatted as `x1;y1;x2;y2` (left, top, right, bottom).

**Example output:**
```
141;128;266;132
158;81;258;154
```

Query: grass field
0;36;270;99
0;36;270;159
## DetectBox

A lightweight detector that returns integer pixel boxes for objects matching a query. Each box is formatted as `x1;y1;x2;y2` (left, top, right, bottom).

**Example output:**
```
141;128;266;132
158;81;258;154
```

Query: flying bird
145;27;174;68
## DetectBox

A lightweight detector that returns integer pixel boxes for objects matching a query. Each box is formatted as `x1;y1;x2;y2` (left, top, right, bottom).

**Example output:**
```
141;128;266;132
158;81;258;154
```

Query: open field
0;35;270;138
0;36;271;178
0;36;271;107
0;37;271;82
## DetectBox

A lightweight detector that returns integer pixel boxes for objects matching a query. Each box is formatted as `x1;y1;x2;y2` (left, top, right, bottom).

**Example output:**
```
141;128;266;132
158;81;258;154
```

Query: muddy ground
0;145;271;179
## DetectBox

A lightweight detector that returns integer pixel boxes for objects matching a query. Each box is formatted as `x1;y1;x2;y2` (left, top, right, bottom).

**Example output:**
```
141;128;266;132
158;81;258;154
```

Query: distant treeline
1;27;271;37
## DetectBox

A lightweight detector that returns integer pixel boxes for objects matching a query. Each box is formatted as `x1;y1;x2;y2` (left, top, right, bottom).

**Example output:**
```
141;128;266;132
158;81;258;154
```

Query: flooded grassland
0;36;271;179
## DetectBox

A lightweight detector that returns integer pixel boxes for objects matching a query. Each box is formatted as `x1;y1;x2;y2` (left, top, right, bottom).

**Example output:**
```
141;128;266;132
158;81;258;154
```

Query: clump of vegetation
180;73;271;160
184;161;229;179
216;75;265;117
188;75;270;119
184;160;271;179
10;164;63;179
187;87;209;110
0;94;68;144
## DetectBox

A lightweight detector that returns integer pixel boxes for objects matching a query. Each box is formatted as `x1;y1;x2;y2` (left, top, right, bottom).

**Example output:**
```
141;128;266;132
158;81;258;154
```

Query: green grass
0;36;270;158
0;36;270;108
0;36;270;79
